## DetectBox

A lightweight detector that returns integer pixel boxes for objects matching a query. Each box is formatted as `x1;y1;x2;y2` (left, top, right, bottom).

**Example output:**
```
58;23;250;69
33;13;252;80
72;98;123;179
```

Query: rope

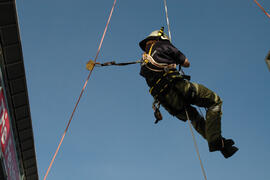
163;0;172;41
162;1;207;179
185;109;208;180
43;0;117;179
254;0;270;18
96;60;141;66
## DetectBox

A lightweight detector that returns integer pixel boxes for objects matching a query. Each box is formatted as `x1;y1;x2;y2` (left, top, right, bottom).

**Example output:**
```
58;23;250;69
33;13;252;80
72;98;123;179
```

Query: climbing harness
43;0;117;179
140;26;191;122
142;53;177;72
148;68;194;122
254;0;270;18
141;35;188;123
141;38;177;72
149;70;189;123
149;71;187;99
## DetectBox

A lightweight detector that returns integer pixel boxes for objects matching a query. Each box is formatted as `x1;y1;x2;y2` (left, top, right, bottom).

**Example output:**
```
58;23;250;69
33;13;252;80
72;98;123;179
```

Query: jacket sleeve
169;44;186;65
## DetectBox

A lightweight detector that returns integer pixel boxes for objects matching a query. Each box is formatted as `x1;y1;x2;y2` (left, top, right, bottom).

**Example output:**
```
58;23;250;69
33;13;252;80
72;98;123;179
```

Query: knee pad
208;104;221;112
208;94;222;112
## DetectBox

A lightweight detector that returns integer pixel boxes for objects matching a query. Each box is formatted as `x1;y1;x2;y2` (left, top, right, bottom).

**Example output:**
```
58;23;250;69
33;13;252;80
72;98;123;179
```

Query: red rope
43;0;117;179
254;0;270;18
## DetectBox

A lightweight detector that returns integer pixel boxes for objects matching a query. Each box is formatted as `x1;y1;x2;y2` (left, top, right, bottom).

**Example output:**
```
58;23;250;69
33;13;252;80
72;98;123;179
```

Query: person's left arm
170;44;190;68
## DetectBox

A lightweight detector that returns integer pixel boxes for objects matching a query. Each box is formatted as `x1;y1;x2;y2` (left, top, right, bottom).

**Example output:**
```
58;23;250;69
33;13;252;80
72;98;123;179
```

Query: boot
220;138;238;159
208;136;224;152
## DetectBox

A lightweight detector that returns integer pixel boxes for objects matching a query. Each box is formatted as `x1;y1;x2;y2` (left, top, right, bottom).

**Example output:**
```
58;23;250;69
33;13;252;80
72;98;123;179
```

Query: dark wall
0;0;39;179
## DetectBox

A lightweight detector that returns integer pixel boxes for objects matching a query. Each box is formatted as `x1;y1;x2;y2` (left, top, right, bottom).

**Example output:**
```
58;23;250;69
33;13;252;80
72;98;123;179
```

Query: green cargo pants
158;79;222;145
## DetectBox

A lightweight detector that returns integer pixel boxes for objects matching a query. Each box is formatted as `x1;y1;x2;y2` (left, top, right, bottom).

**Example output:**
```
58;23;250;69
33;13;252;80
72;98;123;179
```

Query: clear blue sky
16;0;270;179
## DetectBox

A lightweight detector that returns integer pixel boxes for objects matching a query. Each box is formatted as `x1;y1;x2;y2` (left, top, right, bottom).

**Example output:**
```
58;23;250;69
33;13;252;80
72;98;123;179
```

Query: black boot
220;138;238;159
208;137;224;152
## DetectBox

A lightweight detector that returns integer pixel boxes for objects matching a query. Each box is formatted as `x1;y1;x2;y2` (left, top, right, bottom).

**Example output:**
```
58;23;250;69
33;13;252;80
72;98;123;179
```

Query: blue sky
16;0;270;179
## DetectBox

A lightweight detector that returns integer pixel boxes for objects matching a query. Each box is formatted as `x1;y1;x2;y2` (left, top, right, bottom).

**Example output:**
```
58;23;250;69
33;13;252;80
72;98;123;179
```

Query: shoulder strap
148;42;156;55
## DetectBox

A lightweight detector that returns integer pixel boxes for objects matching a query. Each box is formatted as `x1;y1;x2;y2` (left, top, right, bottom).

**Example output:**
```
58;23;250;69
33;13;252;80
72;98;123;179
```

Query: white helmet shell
148;30;170;41
139;28;171;51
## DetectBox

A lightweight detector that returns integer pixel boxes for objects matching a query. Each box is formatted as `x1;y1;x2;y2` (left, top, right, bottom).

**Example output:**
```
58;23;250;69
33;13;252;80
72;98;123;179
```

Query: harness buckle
164;67;170;73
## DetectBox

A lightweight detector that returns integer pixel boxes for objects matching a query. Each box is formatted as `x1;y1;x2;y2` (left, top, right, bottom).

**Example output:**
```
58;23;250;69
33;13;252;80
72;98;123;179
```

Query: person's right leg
189;83;238;157
187;82;223;150
158;80;238;158
159;80;207;139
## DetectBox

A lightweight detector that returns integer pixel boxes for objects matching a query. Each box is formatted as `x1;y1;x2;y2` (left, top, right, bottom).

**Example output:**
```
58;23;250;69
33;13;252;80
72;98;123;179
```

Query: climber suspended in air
139;27;238;158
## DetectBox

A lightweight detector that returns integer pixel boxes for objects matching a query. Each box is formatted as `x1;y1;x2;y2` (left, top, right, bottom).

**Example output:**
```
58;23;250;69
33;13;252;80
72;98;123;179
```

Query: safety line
254;0;270;18
163;0;188;76
185;109;208;180
163;0;172;41
162;1;207;179
43;0;117;179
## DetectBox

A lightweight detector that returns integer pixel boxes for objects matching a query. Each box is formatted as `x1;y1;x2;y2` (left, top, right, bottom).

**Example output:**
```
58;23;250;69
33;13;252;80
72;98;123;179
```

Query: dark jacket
140;40;186;87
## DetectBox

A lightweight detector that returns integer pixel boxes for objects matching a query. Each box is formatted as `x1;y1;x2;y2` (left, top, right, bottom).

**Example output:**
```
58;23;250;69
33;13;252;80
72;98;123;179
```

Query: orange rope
43;0;117;179
254;0;270;18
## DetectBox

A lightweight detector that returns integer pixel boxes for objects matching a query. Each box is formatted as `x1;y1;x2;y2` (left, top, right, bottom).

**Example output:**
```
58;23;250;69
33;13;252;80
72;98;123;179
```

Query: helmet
139;27;170;51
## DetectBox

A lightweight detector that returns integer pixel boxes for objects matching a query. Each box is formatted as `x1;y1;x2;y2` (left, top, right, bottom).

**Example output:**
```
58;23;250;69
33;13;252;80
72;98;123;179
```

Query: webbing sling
142;43;177;72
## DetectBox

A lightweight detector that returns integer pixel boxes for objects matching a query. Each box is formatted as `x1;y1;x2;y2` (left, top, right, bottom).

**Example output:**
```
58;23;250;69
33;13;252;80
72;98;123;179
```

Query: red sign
0;88;20;180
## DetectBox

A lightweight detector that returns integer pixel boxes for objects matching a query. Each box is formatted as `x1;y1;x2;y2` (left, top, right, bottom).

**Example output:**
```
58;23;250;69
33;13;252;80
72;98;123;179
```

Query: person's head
139;27;170;51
